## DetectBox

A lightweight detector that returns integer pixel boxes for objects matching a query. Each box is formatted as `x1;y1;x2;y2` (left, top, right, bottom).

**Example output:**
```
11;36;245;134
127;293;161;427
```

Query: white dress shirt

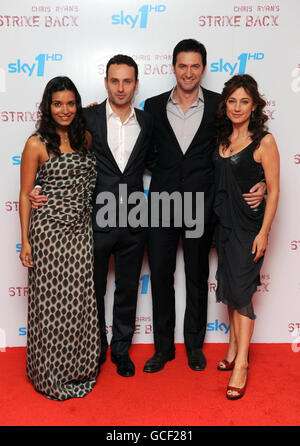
106;100;141;172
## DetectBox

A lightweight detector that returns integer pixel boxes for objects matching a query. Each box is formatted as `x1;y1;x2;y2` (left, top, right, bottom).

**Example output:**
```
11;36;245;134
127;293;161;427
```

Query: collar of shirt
168;86;204;108
106;99;137;125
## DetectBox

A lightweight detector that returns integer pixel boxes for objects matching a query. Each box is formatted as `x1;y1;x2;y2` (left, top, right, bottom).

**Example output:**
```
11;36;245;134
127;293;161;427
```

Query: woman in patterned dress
19;77;101;400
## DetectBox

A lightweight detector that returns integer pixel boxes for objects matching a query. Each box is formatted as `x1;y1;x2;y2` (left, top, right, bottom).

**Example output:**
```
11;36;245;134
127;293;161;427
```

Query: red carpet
0;344;299;426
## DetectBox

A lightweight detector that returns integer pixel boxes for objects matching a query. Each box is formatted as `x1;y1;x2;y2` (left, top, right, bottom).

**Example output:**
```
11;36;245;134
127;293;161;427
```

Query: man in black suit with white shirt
83;55;153;377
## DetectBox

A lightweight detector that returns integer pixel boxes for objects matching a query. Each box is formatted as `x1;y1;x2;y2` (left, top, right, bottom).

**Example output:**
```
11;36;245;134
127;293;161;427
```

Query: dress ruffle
213;148;265;319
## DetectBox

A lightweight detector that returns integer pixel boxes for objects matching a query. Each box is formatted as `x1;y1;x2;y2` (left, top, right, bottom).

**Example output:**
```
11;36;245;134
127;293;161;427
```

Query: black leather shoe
111;354;135;377
143;351;175;373
187;348;207;371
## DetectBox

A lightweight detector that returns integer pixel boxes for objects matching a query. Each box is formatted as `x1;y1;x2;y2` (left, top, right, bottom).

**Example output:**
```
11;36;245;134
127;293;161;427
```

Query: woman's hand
20;241;34;268
251;232;268;263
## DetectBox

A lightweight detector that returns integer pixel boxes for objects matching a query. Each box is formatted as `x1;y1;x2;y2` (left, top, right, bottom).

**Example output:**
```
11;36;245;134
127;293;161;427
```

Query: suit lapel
160;90;183;156
184;87;212;154
157;87;213;156
96;100;123;174
123;108;145;172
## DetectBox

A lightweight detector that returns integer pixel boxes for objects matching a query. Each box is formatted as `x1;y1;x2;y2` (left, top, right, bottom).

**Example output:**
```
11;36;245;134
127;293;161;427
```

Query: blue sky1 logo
210;52;264;75
112;4;166;29
19;327;27;336
12;154;22;165
8;53;63;77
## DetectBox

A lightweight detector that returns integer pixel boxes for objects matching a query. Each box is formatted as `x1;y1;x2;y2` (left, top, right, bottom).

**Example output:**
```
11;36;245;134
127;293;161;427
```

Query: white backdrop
1;0;299;348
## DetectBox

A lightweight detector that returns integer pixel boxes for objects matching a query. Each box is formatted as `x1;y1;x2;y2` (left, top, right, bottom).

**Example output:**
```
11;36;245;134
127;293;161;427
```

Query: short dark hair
106;54;138;81
172;39;207;67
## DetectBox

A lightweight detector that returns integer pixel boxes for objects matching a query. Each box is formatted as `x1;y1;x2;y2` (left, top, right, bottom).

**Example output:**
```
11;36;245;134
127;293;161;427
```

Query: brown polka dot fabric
27;140;100;401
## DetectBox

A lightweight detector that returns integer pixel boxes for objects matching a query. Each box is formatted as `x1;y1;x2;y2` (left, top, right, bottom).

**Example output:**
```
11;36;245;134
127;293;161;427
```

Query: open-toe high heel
217;354;237;371
218;350;250;372
226;367;248;400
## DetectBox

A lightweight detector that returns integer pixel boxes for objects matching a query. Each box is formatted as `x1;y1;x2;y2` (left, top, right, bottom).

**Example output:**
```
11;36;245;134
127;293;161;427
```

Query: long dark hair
215;74;268;150
36;76;88;157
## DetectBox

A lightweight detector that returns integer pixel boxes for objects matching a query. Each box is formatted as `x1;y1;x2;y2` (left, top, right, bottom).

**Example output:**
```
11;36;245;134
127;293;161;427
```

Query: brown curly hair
215;74;268;151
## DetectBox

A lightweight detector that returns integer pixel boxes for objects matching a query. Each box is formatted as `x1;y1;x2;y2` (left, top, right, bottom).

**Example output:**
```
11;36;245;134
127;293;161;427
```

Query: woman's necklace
228;134;251;153
61;135;69;143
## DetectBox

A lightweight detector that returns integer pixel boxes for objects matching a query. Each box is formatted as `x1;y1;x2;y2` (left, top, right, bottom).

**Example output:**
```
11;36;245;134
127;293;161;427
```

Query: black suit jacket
83;100;153;232
145;87;220;224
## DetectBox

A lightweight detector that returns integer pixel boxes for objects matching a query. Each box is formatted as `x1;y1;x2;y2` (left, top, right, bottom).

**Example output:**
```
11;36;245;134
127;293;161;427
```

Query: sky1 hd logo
112;4;166;29
210;52;264;75
8;53;63;77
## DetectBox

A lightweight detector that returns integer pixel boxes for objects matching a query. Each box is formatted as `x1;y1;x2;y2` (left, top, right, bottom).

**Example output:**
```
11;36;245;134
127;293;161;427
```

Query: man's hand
86;102;98;108
29;187;47;209
242;182;266;209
